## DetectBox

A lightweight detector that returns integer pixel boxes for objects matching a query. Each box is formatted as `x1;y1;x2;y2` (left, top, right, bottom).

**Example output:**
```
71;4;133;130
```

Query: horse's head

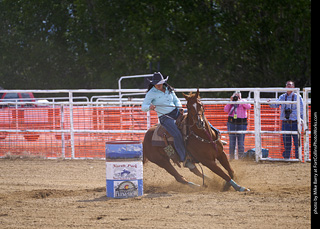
183;89;205;129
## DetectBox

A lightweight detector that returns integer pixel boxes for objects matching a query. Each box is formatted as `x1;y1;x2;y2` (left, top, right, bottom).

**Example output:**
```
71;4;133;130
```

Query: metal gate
0;87;311;161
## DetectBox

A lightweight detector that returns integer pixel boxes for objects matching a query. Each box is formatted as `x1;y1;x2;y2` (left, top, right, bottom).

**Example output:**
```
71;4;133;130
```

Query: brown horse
142;89;249;192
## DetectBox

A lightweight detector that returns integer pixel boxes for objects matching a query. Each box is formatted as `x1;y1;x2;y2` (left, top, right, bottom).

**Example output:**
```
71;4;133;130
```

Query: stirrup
163;134;181;167
183;158;195;170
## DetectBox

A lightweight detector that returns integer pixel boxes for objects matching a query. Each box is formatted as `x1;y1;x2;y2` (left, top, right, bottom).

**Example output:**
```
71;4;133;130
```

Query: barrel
105;140;143;198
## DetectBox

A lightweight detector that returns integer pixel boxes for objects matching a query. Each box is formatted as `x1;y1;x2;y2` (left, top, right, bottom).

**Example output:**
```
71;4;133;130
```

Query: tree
0;0;311;89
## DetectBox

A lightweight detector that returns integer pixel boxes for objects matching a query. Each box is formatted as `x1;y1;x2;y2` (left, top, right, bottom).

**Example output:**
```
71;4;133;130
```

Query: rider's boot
183;157;195;170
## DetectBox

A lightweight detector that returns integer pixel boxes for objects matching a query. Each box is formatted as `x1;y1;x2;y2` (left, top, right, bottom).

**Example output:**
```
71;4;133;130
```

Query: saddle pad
151;124;174;147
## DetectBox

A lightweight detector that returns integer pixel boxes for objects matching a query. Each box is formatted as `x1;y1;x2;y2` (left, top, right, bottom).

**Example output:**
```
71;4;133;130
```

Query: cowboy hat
147;72;169;85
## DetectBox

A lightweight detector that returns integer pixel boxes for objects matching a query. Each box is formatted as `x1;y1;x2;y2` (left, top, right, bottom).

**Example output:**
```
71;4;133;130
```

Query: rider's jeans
159;108;186;161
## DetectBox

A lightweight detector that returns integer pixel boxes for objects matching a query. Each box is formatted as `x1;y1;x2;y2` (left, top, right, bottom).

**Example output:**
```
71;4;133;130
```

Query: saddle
151;110;223;167
151;113;187;147
151;113;188;166
151;124;174;147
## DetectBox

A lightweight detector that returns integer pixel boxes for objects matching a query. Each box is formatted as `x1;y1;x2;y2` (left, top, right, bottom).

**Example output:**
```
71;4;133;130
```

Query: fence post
61;105;66;158
303;88;310;162
254;90;261;162
69;92;75;159
296;88;302;161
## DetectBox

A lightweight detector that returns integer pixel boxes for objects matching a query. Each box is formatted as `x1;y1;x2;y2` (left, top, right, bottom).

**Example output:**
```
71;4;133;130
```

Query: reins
148;103;218;150
185;104;218;151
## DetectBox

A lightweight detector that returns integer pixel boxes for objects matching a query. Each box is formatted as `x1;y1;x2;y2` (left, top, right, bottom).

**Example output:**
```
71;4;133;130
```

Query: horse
142;89;249;192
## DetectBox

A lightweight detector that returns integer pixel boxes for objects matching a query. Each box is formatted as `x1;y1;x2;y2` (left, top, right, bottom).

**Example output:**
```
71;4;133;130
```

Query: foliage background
0;0;311;89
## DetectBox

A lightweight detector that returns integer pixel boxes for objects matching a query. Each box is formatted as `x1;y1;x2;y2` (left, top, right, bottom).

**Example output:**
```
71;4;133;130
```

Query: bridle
185;98;219;150
188;99;206;130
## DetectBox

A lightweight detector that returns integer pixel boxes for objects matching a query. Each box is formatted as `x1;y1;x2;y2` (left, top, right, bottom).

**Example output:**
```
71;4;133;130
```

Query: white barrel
105;140;143;198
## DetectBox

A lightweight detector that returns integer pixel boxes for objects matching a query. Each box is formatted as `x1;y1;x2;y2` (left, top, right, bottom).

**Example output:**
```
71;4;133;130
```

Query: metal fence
0;87;311;162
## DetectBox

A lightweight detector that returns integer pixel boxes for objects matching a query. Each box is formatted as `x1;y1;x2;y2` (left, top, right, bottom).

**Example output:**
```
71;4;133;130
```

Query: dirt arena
0;158;311;228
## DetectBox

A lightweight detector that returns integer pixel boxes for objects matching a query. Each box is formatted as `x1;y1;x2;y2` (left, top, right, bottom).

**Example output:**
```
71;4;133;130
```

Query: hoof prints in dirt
31;189;75;199
1;187;106;201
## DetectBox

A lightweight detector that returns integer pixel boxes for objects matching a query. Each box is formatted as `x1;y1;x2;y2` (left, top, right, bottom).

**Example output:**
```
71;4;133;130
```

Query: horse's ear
182;93;189;100
196;88;200;98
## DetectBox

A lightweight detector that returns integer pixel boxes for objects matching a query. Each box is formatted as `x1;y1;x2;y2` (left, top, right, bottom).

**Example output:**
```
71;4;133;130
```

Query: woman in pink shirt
224;91;251;160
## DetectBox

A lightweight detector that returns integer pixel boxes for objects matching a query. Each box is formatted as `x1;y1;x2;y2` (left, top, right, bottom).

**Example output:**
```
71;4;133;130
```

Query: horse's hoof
239;187;250;192
222;182;231;192
187;182;200;187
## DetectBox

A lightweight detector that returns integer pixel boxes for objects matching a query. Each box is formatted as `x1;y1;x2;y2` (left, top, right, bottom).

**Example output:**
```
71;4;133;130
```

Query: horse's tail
142;125;157;164
142;146;148;164
142;135;149;164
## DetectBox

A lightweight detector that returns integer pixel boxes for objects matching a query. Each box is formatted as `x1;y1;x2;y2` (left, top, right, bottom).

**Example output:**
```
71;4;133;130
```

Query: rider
141;72;195;169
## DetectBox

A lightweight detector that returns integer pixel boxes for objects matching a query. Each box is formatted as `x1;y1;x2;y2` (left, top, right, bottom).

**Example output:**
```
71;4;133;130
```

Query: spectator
268;81;303;159
224;91;251;160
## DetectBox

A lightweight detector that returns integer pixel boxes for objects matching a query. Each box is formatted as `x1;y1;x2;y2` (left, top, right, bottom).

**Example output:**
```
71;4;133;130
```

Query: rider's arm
172;91;182;108
141;91;155;112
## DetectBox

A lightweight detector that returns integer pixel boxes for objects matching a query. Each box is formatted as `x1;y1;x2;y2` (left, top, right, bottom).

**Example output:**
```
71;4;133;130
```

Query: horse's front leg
202;160;231;181
217;151;235;179
188;165;211;180
188;165;212;187
188;165;202;177
202;160;249;192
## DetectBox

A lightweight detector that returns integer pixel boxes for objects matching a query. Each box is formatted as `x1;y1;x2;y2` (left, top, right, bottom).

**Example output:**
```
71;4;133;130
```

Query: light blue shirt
269;92;303;121
141;86;182;117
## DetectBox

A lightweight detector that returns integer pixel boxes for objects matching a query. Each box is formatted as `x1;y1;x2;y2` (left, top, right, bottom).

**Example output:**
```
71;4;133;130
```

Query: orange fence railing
0;104;312;160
